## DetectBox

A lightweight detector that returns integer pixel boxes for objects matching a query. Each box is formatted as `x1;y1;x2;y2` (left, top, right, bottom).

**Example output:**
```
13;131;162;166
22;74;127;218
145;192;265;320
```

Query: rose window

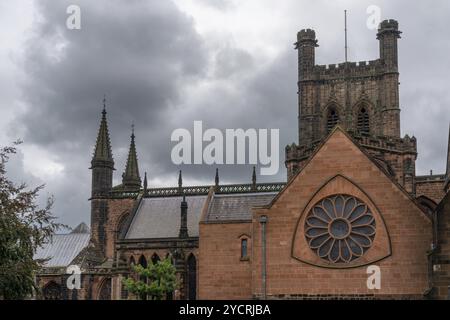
304;195;376;263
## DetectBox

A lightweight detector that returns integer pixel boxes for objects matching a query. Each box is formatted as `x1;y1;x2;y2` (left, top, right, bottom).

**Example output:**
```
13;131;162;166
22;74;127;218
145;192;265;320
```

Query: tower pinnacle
122;123;141;190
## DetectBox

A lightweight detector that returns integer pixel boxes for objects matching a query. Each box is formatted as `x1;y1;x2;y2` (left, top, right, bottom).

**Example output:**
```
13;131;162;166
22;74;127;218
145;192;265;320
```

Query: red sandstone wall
416;180;446;204
105;198;135;258
433;192;450;299
199;130;433;299
198;222;252;299
251;130;432;299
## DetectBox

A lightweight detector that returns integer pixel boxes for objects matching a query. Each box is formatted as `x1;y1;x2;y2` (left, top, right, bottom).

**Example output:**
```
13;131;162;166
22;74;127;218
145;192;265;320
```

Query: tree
123;257;177;300
0;142;64;299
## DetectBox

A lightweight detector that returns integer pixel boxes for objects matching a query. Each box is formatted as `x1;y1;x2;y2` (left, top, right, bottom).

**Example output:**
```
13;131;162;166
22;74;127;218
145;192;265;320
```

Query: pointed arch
151;253;160;265
115;211;130;240
357;104;370;134
97;278;112;300
187;253;197;300
129;256;136;266
325;105;340;133
42;281;62;300
292;174;392;269
416;195;437;216
138;255;147;268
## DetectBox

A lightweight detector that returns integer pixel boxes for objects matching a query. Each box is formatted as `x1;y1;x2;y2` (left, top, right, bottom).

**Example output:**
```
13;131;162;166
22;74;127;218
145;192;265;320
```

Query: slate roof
125;195;207;239
205;192;277;222
34;226;90;268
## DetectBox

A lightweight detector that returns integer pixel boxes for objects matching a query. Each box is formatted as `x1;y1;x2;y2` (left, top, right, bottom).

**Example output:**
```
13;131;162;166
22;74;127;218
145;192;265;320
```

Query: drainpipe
259;215;268;300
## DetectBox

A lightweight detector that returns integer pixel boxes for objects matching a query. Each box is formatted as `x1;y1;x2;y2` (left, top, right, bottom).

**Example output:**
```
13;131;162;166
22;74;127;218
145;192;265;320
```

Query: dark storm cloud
10;0;208;226
8;0;450;227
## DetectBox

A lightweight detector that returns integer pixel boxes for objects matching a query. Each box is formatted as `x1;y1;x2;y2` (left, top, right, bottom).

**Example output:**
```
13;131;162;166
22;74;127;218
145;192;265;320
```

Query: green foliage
123;258;178;300
0;142;65;299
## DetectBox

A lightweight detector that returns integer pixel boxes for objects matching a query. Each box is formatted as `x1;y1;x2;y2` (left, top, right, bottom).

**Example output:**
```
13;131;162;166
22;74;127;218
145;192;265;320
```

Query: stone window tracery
305;194;376;263
357;107;370;134
327;108;339;132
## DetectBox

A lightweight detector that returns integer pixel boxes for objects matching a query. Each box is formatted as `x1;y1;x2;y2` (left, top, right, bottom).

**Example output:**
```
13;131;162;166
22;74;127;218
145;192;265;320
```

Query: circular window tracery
304;194;376;263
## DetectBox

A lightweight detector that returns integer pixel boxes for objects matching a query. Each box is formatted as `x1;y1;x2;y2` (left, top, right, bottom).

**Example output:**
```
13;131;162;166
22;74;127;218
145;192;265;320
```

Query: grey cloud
4;0;450;227
9;0;208;226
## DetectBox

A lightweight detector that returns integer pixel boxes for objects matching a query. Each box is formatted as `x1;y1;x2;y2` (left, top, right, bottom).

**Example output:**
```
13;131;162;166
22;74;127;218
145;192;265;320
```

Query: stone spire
122;123;141;190
91;97;114;167
90;97;114;198
445;124;450;192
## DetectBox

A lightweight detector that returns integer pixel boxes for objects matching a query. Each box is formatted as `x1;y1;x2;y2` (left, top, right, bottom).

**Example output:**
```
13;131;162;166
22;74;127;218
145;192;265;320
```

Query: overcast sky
1;0;449;227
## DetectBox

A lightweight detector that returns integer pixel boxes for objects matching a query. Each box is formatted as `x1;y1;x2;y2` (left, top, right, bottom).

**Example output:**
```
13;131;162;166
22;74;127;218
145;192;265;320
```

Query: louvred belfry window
357;107;370;134
327;108;339;132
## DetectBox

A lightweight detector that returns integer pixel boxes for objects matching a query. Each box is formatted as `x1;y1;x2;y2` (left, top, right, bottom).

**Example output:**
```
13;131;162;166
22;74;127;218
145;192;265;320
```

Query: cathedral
34;19;450;300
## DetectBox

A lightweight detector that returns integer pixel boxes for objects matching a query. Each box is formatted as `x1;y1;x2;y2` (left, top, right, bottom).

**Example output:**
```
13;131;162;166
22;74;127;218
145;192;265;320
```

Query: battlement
379;19;399;31
308;59;384;79
377;19;402;39
297;29;316;41
286;132;417;163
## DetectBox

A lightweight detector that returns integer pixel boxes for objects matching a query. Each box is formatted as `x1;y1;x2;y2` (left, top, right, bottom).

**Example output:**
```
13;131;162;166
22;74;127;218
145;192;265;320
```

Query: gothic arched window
151;253;160;265
43;281;62;300
305;194;376;263
129;256;135;266
357;106;370;134
241;239;248;259
138;255;147;268
327;107;339;132
98;278;112;300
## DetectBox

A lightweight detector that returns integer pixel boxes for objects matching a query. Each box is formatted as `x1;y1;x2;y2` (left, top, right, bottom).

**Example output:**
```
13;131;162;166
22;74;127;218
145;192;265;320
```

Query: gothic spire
445;123;450;192
91;97;114;168
122;123;141;190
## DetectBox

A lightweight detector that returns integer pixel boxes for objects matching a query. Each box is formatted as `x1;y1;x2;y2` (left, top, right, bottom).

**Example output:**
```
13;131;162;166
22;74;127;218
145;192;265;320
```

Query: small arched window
138;255;147;268
357;106;370;134
327;107;339;132
129;256;135;266
241;239;248;259
43;281;62;300
98;278;112;300
151;253;160;265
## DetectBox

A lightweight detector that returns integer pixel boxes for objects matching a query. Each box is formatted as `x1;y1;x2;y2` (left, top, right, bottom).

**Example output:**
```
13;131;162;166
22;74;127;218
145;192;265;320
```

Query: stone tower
90;99;114;256
286;19;417;194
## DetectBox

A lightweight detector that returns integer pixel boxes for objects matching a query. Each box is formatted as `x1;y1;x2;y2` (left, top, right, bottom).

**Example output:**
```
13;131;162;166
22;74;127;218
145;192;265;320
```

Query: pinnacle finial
143;171;148;193
252;166;257;190
102;94;106;114
215;168;219;188
122;123;141;190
